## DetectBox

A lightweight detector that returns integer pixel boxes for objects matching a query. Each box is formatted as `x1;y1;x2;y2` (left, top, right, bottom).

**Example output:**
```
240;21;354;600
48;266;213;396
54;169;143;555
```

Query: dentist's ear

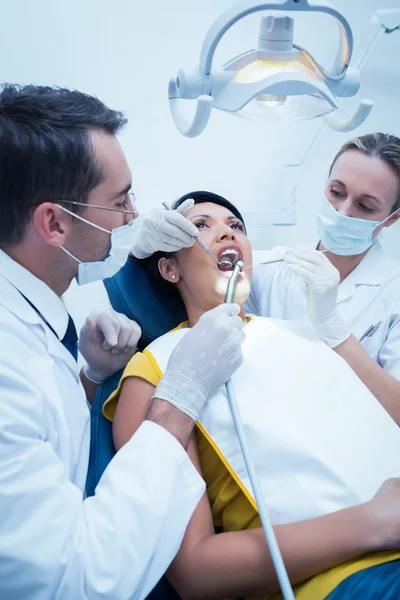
33;202;71;247
158;256;181;284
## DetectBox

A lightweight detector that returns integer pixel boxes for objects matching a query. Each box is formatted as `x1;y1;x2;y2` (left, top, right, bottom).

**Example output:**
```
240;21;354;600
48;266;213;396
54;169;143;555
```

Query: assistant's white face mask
57;204;136;285
316;195;399;256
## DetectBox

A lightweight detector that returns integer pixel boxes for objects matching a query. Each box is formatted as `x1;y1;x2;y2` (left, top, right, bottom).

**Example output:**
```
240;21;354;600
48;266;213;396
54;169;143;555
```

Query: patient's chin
214;274;251;305
234;278;251;304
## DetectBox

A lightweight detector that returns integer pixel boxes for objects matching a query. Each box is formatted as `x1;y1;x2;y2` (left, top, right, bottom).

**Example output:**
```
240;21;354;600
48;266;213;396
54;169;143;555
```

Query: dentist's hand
283;247;351;348
154;303;245;420
79;309;142;384
130;199;198;259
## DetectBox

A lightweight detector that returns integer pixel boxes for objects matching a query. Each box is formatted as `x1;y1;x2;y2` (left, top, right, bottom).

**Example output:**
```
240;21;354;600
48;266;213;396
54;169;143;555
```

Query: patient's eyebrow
190;214;244;225
190;214;210;220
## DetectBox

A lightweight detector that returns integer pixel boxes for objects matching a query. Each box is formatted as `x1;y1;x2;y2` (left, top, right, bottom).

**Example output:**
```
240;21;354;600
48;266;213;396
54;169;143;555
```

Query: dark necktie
61;314;78;362
15;289;78;361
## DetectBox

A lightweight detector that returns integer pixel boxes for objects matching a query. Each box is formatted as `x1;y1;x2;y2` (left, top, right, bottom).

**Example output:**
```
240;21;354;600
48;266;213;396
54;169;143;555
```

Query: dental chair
86;255;187;600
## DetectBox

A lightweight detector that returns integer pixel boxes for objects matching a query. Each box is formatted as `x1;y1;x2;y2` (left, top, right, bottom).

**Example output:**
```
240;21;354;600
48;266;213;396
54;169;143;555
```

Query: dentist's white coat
0;250;204;600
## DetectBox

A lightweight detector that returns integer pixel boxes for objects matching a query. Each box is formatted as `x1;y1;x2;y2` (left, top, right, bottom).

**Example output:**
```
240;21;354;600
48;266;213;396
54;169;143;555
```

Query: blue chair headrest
104;255;187;349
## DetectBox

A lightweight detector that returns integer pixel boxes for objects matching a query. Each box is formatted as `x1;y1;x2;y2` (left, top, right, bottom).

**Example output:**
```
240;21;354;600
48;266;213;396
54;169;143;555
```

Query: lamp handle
168;79;213;138
322;99;374;132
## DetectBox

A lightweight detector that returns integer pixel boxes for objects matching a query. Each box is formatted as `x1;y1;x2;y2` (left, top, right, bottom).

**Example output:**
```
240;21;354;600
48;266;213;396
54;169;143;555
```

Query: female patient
104;192;400;600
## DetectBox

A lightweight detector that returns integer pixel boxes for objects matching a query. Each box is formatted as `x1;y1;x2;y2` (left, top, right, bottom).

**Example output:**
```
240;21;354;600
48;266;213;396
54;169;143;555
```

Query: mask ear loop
378;206;400;227
57;204;112;265
60;246;82;263
56;204;111;234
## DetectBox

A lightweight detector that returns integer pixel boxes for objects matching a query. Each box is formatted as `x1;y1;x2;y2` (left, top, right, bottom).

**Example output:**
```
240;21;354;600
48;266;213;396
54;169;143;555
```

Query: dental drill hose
224;262;295;600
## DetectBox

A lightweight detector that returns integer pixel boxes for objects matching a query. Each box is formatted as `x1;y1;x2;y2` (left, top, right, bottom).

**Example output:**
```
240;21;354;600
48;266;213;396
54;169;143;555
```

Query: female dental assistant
246;133;400;425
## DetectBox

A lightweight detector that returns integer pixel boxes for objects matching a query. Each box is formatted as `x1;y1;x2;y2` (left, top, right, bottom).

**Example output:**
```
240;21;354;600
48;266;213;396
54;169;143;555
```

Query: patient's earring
171;274;176;280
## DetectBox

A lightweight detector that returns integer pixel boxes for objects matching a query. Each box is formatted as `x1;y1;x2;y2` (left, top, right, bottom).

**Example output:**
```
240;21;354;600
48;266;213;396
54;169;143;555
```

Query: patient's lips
217;246;243;272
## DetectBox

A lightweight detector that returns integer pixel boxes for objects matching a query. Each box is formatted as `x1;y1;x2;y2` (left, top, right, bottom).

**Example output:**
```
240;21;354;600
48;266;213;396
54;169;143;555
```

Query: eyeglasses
56;192;137;216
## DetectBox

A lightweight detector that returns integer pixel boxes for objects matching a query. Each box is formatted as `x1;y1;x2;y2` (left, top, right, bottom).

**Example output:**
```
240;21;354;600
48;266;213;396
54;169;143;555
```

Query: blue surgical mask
316;196;399;256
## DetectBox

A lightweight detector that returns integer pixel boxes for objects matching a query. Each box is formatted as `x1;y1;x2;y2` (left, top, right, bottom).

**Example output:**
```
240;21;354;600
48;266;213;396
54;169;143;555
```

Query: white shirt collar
311;240;398;303
337;241;397;302
339;239;396;286
0;249;69;339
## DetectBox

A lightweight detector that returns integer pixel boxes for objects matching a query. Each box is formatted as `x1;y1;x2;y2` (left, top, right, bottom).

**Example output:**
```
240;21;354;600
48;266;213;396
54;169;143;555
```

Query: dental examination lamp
168;0;373;137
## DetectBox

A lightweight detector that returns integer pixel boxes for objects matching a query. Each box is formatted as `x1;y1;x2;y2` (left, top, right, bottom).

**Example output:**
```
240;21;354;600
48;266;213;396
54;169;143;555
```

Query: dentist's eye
116;195;130;209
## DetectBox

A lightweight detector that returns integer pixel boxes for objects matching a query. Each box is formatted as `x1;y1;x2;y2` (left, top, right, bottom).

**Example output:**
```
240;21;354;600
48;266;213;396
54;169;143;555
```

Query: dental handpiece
224;263;295;600
224;261;244;303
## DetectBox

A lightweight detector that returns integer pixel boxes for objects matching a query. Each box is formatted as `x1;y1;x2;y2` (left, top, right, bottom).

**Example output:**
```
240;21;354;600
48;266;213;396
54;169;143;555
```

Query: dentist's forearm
146;398;195;450
334;335;400;425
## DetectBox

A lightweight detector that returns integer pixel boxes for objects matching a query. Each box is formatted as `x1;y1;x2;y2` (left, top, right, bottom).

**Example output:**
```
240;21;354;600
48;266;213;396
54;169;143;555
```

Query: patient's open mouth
217;247;243;272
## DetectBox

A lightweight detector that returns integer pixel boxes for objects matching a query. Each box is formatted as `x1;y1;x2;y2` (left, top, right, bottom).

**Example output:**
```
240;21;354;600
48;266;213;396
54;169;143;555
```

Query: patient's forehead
188;202;237;221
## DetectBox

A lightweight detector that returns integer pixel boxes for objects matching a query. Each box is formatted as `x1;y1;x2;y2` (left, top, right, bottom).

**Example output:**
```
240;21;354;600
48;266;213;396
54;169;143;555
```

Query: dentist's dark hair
330;133;400;212
0;83;127;246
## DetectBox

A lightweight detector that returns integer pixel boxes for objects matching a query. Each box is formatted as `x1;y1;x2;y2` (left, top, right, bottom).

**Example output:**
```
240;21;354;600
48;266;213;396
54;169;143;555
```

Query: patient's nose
218;224;236;242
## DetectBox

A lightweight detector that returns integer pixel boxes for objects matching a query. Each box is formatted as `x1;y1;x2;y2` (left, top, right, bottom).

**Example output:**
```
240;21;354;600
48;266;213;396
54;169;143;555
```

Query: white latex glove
79;309;142;384
154;303;245;420
283;247;351;348
130;199;198;259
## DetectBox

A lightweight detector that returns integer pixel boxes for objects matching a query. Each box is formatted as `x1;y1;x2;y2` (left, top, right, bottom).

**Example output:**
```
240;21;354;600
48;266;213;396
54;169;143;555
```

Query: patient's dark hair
141;190;246;297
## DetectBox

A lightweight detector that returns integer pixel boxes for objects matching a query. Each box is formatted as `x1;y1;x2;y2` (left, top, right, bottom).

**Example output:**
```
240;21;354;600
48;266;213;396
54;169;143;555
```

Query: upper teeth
221;249;239;258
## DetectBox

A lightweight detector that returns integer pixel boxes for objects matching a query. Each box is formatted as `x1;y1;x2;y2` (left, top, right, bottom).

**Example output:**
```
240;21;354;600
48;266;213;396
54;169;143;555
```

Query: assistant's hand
79;309;142;384
130;199;198;259
283;247;350;348
155;303;245;420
